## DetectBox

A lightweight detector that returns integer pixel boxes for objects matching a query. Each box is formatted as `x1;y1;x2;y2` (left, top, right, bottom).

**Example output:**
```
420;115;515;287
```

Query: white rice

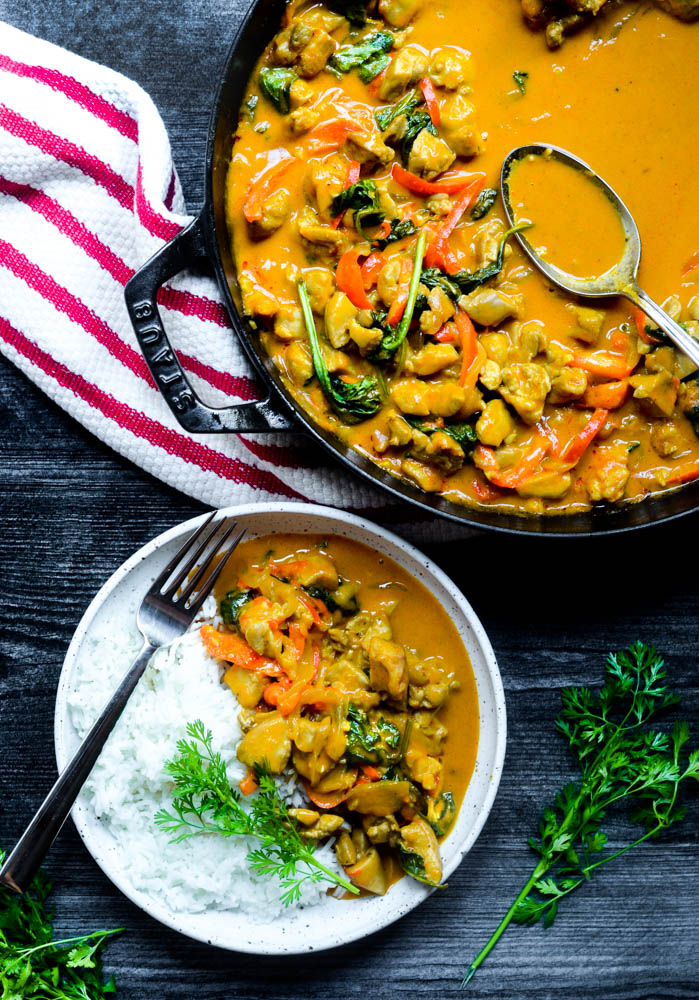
67;596;340;918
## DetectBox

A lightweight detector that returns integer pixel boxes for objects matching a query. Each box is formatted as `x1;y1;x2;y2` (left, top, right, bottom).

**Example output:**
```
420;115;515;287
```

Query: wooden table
0;2;697;996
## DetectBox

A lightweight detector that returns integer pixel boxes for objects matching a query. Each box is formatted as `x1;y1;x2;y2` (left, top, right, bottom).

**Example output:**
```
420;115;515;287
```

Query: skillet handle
124;214;293;433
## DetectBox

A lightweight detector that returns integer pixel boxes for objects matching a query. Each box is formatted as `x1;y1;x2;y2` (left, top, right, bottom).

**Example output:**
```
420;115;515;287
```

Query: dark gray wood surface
0;2;698;997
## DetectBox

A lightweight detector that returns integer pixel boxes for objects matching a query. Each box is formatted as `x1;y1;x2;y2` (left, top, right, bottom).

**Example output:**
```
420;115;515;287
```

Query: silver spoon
500;142;699;371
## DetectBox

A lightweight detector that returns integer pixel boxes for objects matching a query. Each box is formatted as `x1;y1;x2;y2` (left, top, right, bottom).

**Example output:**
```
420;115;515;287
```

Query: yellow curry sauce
507;155;628;280
226;0;699;516
207;533;478;894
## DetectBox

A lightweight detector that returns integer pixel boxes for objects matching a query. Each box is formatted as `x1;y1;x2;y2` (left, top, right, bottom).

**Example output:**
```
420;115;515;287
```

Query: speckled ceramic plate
54;503;506;955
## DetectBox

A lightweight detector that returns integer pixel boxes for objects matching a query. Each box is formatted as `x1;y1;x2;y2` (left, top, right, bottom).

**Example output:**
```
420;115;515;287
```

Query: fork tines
152;513;245;615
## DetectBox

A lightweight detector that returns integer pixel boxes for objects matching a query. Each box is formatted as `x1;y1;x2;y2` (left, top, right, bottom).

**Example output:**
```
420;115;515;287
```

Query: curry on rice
226;0;699;517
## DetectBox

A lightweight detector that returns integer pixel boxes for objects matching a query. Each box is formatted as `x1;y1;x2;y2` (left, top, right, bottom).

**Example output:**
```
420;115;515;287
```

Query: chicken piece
517;469;572;499
345;130;395;168
249;187;291;240
346;780;412;815
388;413;414;447
324;291;358;349
628;371;678;419
378;46;429;101
367;636;409;704
292;747;336;785
379;0;422;27
285;342;314;386
413;710;448;751
239;597;285;658
651;421;689;458
476;399;514;447
399;817;442;883
306;155;348;219
474;218;507;268
439;88;484;157
376;258;402;308
548;366;587;405
545;12;590;48
480;331;510;366
408;679;451;708
581;442;630;502
297;7;345;31
507;321;541;363
341;610;393;645
428;47;474;90
407;130;456;180
411;429;465;473
654;0;699;20
223;664;268;709
407;343;459;376
297;207;349;254
425;192;452;217
363;814;401;845
345;847;388;895
404;748;441;793
304;268;335;313
391;379;465;417
295;27;336;78
460;287;523;327
288;809;344;839
566;302;605;345
289;104;321;135
237;713;291;773
401;457;443;491
419;286;455;337
291;716;332;755
274;306;304;342
644;346;677;377
335;831;357;867
290;551;339;589
499;363;552;425
478;359;502;391
348;319;383;356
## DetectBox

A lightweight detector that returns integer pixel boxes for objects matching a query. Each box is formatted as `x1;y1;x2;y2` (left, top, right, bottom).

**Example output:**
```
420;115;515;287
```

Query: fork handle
0;640;156;894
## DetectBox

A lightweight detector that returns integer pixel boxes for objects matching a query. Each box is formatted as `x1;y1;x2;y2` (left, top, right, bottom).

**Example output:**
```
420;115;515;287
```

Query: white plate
54;503;506;954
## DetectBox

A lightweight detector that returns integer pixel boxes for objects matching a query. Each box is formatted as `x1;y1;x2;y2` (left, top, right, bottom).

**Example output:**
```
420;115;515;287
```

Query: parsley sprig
0;857;120;998
464;642;699;986
155;720;358;905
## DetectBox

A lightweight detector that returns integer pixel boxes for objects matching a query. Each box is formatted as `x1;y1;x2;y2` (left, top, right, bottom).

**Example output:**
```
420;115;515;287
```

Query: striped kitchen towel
0;21;472;539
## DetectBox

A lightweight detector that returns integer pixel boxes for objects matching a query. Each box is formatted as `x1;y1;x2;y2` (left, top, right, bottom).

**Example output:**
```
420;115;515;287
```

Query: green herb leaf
346;704;404;765
258;67;297;114
426;791;456;837
371;218;418;250
220;588;255;629
407;419;478;456
359;51;391;83
155;720;358;903
375;88;421;131
371;230;427;362
513;70;529;95
331;179;385;236
400;111;438;165
464;642;699;986
298;279;382;422
330;31;394;75
470;187;498;220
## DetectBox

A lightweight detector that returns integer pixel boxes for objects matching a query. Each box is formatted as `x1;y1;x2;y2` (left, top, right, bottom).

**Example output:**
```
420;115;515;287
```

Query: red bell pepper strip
391;163;484;197
360;251;385;289
632;306;662;346
424;177;486;272
276;678;309;716
336;247;373;309
455;310;478;387
474;436;552;490
331;159;361;228
360;764;382;781
665;461;699;484
558;408;609;465
570;351;637;380
288;622;306;660
307;118;358;155
201;624;282;676
419;77;441;125
243;154;295;223
580;379;629;410
433;322;456;343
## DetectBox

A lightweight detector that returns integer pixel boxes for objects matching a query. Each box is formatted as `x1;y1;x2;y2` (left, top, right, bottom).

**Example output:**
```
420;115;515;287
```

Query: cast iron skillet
124;0;699;536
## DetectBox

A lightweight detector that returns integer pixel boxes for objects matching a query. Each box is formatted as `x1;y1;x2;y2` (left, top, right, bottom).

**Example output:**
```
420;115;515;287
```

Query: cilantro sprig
463;642;699;986
155;720;358;905
0;857;120;998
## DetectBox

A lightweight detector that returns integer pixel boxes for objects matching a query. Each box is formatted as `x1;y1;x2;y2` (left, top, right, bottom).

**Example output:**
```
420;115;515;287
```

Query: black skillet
124;0;699;536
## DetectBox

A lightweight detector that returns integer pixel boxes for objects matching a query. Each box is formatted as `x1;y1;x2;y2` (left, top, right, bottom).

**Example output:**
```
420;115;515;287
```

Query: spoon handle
629;287;699;372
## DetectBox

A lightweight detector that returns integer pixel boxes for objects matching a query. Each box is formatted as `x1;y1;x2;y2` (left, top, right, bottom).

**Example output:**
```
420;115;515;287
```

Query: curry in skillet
205;534;478;893
226;0;699;516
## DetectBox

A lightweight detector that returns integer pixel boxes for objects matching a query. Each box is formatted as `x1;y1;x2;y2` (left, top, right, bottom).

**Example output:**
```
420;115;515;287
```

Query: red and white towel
0;22;471;538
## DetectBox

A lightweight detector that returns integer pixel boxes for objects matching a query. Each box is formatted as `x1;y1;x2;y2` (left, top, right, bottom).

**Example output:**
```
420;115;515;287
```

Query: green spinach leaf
259;67;297;114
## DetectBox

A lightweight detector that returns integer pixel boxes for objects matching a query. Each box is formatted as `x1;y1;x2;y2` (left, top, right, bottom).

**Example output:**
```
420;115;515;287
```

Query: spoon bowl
500;143;699;371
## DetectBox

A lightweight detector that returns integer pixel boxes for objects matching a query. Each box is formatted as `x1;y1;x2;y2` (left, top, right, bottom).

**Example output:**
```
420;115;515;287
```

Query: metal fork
0;512;245;895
